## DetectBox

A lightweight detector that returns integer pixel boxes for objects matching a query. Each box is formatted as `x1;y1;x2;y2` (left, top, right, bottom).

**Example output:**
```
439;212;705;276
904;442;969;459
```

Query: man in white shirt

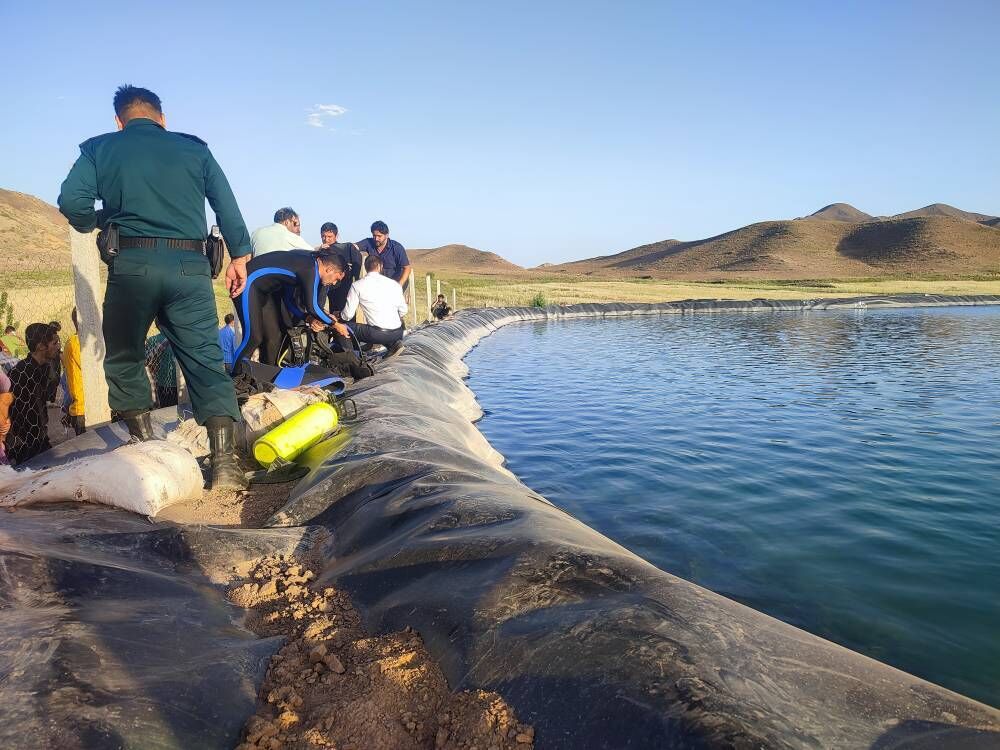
331;254;407;357
250;207;315;257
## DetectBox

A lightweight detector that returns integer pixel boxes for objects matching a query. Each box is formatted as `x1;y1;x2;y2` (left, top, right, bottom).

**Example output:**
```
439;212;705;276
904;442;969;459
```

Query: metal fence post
70;228;112;425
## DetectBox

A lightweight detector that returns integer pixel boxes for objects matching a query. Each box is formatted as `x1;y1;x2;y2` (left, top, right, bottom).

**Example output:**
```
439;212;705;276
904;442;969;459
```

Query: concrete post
408;274;417;327
425;274;433;322
452;288;457;311
70;229;112;425
437;279;441;297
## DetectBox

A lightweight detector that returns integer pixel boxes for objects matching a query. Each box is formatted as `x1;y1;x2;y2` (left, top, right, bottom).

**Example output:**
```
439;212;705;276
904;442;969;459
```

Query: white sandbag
0;440;204;515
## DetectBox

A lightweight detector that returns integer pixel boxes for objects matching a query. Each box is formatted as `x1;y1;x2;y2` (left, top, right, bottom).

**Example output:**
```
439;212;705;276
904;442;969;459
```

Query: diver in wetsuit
231;251;345;375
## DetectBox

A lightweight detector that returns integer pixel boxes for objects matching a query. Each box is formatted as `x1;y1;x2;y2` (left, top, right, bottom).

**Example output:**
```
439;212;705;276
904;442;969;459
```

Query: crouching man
331;254;407;359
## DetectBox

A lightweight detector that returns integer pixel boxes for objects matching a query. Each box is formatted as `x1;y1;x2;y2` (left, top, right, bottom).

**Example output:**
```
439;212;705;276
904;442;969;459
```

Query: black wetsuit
324;242;363;319
232;251;333;373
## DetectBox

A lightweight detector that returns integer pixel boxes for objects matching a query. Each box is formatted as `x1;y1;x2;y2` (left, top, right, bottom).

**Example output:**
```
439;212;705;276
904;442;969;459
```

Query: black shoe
206;417;248;491
349;361;375;380
385;340;405;358
120;409;154;442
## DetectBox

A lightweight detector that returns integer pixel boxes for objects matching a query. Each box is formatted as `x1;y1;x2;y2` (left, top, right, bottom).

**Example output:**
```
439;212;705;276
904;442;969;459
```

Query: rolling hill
892;203;997;224
0;188;71;273
406;244;526;276
801;203;873;223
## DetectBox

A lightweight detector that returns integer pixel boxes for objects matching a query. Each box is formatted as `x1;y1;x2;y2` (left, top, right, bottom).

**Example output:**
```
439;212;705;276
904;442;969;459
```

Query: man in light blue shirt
218;313;237;372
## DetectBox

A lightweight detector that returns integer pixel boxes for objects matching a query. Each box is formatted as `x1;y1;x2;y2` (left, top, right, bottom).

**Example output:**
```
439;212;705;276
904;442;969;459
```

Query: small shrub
529;292;547;308
0;291;17;329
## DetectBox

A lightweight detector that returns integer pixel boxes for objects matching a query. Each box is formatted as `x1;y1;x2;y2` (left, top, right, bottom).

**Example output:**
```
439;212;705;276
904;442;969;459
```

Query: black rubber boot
206;416;248;491
120;409;154;442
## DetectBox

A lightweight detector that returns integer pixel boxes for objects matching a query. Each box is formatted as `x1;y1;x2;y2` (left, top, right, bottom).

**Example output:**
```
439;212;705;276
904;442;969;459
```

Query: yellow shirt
62;333;85;417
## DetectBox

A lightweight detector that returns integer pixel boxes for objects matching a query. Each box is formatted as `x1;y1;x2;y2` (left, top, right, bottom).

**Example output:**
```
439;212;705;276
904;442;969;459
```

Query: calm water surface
464;307;1000;706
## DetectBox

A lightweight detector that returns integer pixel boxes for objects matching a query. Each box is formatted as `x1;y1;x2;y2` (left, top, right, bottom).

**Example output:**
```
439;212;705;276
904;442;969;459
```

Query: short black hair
274;207;298;223
320;222;338;235
364;254;383;273
113;85;163;120
370;220;389;234
317;252;347;273
48;320;61;332
4;325;15;334
224;313;235;324
437;294;445;299
26;322;58;353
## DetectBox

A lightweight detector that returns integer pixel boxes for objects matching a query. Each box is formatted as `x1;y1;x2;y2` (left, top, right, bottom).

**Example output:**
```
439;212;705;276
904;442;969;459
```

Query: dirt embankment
151;462;535;750
228;556;535;750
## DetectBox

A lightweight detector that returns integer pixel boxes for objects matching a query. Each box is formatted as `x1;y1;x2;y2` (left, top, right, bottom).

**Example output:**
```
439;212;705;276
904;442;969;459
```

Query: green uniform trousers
103;247;240;425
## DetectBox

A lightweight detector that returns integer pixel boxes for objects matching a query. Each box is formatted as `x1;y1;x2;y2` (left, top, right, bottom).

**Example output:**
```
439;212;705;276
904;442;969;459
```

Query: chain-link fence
0;227;239;466
1;221;81;462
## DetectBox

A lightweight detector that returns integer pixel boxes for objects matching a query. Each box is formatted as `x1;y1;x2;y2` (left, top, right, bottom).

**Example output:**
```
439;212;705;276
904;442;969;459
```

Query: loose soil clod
230;556;535;750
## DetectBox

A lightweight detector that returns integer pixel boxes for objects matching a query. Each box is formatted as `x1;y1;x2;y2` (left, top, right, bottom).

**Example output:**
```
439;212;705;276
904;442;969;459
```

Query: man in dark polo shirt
355;220;411;288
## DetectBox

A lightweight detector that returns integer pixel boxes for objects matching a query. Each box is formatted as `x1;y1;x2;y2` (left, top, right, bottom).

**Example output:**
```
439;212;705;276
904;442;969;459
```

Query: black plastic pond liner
3;296;1000;749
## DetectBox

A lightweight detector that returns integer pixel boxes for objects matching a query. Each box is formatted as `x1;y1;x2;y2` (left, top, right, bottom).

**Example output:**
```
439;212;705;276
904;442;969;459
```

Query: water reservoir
465;306;1000;706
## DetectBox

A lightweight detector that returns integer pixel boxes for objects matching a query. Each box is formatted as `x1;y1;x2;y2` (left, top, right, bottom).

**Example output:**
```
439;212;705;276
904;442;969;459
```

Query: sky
1;0;998;265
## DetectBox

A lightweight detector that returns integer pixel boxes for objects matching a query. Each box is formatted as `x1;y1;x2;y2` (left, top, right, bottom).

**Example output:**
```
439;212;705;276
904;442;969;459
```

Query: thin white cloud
305;103;348;129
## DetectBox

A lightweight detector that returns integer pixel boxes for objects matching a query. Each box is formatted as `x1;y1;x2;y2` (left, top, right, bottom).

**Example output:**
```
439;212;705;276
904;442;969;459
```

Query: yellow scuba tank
253;402;339;467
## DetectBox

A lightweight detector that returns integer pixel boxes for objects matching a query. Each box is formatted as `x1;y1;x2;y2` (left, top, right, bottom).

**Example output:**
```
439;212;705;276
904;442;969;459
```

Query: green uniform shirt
58;118;251;258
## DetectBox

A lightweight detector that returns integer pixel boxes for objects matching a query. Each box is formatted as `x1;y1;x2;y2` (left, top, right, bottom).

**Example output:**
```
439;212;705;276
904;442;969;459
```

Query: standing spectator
218;313;237;373
57;84;250;489
355;221;412;288
1;325;27;359
0;367;12;465
317;221;339;249
7;323;61;465
61;308;86;435
145;332;178;408
251;207;314;257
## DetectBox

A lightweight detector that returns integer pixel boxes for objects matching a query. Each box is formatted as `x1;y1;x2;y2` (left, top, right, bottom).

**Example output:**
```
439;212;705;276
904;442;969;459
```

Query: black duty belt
119;237;206;252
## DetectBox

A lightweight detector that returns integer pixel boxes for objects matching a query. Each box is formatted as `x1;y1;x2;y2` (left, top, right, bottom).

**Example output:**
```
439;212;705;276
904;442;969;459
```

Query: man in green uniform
58;84;251;489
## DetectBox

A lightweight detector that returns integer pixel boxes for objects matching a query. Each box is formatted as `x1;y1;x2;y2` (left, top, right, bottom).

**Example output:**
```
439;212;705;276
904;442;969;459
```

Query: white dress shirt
342;271;408;330
250;223;315;257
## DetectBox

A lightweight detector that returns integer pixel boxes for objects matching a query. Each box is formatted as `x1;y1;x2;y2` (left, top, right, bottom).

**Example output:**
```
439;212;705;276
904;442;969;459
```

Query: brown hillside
547;217;1000;280
801;203;873;223
892;203;997;224
837;216;1000;272
407;244;526;276
0;188;71;273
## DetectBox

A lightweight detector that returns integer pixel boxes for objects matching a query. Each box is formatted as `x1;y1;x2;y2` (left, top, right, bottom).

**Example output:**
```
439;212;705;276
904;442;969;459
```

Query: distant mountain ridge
1;188;997;281
798;201;996;226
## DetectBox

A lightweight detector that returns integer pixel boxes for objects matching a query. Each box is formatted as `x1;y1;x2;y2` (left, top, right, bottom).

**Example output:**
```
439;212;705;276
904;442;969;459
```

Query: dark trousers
232;286;288;374
331;323;402;360
102;248;240;425
352;323;403;347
